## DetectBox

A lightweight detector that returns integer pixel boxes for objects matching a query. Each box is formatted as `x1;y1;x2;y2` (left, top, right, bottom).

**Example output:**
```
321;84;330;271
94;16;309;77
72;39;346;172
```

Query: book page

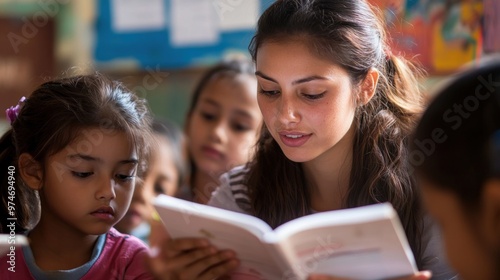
269;203;417;279
153;195;288;279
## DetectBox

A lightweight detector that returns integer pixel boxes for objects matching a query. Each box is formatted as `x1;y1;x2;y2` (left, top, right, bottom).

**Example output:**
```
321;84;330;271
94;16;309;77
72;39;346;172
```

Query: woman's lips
278;132;312;147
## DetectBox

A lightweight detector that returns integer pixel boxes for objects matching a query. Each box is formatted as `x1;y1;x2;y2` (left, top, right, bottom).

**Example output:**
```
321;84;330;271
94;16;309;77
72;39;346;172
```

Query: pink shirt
0;228;154;279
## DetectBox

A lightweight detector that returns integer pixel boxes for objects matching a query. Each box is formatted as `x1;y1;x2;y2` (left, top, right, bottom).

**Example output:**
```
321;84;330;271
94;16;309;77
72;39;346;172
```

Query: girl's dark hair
246;0;425;267
151;118;189;189
412;58;500;211
186;58;255;188
0;73;152;233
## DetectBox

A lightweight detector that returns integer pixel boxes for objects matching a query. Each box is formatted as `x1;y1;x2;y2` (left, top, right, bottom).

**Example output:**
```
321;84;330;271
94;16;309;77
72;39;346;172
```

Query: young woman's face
41;128;137;235
187;74;262;177
421;181;498;280
255;41;358;164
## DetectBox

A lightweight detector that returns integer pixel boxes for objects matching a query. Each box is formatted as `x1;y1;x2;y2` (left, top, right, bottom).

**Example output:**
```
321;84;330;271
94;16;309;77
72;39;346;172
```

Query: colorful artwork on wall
483;0;500;53
370;0;485;75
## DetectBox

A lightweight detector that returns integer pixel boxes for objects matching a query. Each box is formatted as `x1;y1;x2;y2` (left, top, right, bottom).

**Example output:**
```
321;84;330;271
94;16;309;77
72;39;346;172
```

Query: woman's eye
302;91;326;100
258;89;280;96
72;171;93;178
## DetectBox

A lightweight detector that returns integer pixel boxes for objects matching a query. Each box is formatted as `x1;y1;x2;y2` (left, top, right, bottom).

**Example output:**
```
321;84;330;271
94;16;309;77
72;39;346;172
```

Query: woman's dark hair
185;58;255;188
0;73;152;233
246;0;426;267
412;58;500;211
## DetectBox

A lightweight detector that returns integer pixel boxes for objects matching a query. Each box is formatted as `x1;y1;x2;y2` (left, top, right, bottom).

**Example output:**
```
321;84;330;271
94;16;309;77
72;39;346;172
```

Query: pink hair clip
5;96;26;124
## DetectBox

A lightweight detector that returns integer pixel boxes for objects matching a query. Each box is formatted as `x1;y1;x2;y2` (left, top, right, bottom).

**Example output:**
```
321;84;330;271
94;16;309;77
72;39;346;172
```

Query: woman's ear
18;153;43;191
481;178;500;248
358;68;379;105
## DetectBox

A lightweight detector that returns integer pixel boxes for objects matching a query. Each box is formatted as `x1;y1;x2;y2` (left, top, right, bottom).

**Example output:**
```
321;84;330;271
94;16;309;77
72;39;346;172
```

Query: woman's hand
147;237;240;280
307;271;432;280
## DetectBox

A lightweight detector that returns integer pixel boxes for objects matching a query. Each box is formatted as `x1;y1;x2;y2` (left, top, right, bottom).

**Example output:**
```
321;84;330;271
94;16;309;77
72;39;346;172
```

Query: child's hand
148;211;170;249
147;237;240;280
307;271;432;280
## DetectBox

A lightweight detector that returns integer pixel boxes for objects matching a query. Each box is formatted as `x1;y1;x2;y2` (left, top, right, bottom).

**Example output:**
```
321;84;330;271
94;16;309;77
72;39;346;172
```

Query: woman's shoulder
208;165;252;214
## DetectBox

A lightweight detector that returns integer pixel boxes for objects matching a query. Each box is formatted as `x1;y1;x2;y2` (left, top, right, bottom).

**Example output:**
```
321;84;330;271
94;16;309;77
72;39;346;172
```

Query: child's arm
147;237;239;280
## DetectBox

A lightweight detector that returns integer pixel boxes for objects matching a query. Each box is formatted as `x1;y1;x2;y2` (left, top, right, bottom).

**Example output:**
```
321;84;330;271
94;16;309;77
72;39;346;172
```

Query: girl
411;58;500;280
178;59;263;204
0;73;154;279
115;118;188;245
149;1;457;279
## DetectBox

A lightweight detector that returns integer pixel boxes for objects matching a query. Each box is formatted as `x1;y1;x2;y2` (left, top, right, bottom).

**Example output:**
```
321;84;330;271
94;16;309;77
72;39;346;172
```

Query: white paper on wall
170;0;219;47
111;0;166;32
216;0;259;31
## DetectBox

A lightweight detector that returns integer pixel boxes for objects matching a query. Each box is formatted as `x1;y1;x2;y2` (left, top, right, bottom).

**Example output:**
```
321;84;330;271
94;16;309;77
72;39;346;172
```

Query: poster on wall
483;0;500;53
369;0;484;75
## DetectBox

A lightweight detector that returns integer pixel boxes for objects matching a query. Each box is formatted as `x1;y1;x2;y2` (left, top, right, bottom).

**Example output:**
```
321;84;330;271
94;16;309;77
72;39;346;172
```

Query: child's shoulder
216;164;251;196
223;164;249;183
209;165;251;213
105;227;149;254
82;228;153;279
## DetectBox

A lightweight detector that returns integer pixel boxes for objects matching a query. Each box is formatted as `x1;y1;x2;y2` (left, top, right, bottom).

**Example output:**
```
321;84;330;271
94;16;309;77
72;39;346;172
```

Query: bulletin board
94;0;274;70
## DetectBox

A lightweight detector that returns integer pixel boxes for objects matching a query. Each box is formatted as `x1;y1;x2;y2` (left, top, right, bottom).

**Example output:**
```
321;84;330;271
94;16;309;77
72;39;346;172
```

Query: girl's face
114;180;148;234
116;135;179;233
145;135;180;197
187;74;262;177
40;128;138;235
255;41;358;164
421;181;498;280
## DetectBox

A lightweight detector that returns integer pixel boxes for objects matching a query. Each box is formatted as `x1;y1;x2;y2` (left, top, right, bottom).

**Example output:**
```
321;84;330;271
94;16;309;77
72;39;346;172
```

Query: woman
149;1;457;279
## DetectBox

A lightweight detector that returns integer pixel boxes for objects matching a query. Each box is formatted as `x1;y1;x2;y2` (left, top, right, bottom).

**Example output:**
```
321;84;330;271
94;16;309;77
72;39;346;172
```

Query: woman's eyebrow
255;71;329;85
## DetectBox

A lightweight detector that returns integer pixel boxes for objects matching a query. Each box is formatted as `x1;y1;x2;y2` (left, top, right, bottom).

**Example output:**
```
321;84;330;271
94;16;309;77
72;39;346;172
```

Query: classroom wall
0;0;263;131
0;0;498;135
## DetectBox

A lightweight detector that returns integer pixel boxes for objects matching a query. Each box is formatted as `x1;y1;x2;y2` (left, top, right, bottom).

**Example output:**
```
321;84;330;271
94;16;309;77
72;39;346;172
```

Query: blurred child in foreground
411;57;500;280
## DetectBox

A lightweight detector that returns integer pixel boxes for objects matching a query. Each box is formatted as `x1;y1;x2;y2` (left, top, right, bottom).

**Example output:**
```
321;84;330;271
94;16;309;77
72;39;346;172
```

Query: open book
153;195;417;280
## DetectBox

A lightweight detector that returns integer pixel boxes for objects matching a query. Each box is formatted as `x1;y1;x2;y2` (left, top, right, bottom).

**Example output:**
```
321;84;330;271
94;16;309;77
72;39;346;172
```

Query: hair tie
5;96;26;125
